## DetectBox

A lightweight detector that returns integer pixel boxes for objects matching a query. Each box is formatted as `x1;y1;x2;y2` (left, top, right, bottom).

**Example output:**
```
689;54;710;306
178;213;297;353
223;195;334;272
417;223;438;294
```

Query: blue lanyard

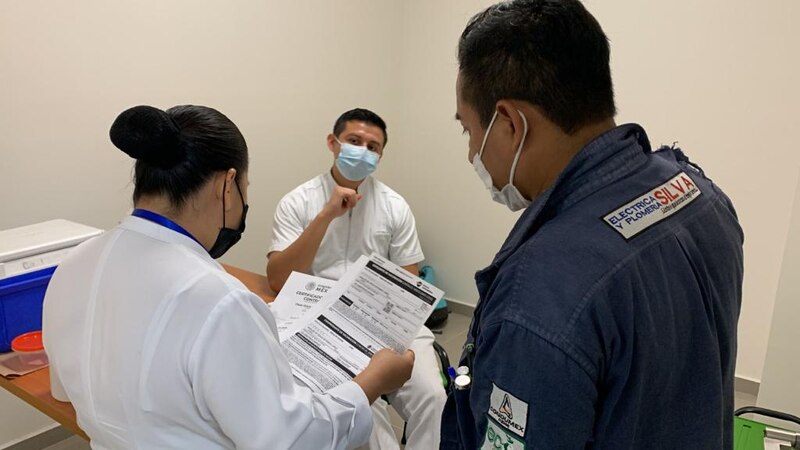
131;209;203;247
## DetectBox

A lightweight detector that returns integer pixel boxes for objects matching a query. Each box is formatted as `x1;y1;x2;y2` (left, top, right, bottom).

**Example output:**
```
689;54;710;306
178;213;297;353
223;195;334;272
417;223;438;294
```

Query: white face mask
472;110;532;212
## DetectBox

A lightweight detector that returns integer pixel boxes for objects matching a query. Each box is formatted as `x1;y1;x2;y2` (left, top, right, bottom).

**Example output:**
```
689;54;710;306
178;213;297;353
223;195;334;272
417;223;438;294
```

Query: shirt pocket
368;229;392;258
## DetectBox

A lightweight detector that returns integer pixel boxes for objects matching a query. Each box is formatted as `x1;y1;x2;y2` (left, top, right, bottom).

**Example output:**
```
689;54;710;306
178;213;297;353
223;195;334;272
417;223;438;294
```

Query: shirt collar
488;123;652;268
120;215;222;269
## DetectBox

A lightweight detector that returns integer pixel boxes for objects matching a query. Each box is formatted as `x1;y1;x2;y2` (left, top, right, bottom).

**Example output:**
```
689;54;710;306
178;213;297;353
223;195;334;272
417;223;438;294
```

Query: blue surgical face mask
335;140;380;181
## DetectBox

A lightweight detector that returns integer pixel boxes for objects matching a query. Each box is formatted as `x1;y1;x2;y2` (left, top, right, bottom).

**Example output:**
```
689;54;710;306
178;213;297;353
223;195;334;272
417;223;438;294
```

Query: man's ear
327;133;338;156
495;100;528;154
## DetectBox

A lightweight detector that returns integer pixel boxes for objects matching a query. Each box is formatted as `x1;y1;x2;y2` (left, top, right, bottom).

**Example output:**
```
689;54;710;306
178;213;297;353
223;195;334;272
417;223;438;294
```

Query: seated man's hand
322;186;363;219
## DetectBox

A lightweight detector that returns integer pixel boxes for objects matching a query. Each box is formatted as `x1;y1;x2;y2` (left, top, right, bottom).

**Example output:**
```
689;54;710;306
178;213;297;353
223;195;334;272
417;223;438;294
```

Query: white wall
1;0;798;443
384;0;523;317
381;0;800;383
757;172;800;428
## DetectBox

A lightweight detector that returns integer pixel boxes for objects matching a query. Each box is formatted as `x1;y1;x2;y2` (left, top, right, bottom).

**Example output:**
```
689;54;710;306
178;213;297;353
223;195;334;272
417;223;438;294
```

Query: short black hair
333;108;388;146
458;0;616;134
110;104;248;208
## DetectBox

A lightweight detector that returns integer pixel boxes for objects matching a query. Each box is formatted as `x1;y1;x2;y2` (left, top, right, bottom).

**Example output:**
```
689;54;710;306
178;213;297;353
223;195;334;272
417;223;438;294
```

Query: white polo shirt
269;172;424;280
43;216;371;450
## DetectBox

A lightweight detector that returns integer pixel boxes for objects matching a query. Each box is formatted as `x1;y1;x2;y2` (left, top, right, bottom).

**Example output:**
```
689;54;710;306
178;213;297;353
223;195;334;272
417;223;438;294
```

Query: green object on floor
734;416;767;450
734;406;800;450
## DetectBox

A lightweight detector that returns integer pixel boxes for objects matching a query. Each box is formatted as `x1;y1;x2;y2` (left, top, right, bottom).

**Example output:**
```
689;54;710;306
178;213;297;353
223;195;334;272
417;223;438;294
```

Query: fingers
340;190;361;210
324;187;362;218
343;191;357;205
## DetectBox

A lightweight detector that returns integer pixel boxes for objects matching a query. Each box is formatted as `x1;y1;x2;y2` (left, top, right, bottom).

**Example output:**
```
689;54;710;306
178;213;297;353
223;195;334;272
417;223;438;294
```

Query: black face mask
208;178;248;259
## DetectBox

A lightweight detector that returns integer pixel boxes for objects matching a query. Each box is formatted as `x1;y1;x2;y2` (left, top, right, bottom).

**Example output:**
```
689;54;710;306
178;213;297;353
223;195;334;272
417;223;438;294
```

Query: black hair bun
109;105;185;169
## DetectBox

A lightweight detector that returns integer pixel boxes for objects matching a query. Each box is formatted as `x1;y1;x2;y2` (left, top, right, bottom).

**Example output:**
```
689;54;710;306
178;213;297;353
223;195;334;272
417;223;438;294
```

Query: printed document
280;253;444;392
270;271;336;340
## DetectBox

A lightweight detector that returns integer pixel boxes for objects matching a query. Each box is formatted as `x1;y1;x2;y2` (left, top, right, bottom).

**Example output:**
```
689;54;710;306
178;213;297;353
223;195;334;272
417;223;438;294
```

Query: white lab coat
42;216;372;449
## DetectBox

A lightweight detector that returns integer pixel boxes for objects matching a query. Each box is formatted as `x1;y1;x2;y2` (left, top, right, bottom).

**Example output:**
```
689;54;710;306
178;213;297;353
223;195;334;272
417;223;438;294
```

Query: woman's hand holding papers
354;349;415;404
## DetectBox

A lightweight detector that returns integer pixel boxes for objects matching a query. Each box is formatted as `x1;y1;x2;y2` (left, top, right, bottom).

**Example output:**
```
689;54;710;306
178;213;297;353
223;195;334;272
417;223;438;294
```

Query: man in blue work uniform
443;1;744;449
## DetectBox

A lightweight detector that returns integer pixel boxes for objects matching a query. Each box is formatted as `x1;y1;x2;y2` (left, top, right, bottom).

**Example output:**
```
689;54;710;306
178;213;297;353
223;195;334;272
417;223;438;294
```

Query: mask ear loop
234;178;245;205
477;111;499;161
221;178;227;229
507;110;529;187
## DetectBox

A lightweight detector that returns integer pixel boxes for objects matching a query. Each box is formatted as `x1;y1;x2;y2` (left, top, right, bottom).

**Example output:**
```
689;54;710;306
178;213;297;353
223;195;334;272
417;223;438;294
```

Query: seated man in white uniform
267;108;446;450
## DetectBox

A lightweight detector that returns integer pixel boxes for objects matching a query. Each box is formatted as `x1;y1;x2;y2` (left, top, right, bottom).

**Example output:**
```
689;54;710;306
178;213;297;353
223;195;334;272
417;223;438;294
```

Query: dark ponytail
110;104;248;207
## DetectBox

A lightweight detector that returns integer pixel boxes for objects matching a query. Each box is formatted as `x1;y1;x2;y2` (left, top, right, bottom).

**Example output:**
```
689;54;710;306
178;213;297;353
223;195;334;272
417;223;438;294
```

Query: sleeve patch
487;383;528;438
482;417;527;450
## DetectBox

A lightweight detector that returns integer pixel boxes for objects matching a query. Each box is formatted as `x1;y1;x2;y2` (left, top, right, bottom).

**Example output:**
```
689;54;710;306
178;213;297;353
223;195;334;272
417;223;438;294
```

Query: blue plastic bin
0;266;56;352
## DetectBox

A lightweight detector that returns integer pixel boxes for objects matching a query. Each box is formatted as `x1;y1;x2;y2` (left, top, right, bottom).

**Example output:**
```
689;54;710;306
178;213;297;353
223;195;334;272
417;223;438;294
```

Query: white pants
355;326;447;450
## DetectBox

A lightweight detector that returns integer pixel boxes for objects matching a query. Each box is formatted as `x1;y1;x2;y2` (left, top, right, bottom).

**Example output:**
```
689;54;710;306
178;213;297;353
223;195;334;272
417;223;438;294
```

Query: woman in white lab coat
42;105;414;450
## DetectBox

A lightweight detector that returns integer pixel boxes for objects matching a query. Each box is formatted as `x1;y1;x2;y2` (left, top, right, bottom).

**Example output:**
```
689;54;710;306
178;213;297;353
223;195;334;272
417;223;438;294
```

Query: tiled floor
40;436;88;450
38;310;760;450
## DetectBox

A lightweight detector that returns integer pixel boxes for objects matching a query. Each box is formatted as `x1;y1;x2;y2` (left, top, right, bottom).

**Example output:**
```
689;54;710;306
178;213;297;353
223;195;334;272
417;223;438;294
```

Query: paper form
269;271;336;340
280;253;444;392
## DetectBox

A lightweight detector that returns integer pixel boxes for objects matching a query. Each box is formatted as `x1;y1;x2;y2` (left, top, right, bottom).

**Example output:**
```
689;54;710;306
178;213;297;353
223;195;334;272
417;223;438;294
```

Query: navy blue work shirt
440;124;743;449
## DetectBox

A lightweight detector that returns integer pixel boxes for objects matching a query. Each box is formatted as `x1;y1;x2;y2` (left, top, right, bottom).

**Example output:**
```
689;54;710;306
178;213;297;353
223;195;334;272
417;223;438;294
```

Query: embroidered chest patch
602;171;701;239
